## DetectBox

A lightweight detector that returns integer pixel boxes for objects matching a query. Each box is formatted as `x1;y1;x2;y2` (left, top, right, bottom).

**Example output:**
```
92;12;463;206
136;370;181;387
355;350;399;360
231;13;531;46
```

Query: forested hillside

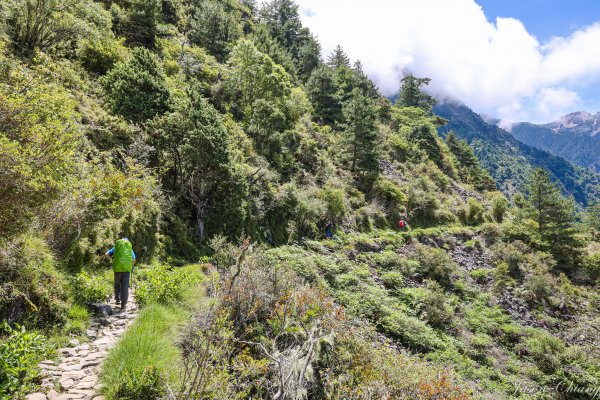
511;112;600;174
0;1;599;399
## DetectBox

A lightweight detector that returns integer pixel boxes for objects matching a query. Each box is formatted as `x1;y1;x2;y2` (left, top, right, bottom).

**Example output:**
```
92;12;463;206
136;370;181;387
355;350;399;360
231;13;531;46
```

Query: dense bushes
0;323;49;398
0;236;70;327
134;264;203;307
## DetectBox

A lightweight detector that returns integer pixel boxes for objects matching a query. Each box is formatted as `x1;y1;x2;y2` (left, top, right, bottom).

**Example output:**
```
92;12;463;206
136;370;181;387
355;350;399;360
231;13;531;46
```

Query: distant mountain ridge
509;111;600;173
433;101;600;205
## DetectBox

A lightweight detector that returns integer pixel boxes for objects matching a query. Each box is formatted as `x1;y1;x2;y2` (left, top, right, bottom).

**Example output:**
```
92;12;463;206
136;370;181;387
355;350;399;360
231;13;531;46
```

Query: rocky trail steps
25;295;138;400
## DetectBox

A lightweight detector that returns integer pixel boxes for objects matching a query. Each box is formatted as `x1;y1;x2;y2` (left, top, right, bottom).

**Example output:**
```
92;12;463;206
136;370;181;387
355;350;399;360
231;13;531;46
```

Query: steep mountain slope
434;101;600;205
511;111;600;173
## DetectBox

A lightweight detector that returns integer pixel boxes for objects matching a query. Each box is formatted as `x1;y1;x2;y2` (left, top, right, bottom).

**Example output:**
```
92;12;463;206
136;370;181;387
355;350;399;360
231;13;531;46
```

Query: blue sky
477;0;600;42
297;0;600;123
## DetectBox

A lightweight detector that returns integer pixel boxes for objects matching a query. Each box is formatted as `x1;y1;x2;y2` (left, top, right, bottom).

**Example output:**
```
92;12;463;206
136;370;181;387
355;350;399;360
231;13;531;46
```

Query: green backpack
113;239;133;272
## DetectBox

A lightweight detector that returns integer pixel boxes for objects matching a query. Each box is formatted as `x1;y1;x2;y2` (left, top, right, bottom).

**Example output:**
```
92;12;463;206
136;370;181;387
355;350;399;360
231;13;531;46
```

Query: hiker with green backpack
104;237;136;310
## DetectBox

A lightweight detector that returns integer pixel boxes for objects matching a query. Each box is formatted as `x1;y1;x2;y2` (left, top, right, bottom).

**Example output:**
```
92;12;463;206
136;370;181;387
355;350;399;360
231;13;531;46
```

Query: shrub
63;304;90;335
458;198;485;226
373;177;407;222
78;36;127;74
490;194;509;223
318;186;347;223
420;281;455;329
381;271;404;289
479;222;503;245
414;245;457;287
522;331;566;373
492;262;516;293
0;323;48;397
490;241;528;278
0;236;70;327
582;253;600;283
134;264;203;307
71;271;112;304
113;365;165;400
470;268;493;284
522;271;554;305
380;311;445;351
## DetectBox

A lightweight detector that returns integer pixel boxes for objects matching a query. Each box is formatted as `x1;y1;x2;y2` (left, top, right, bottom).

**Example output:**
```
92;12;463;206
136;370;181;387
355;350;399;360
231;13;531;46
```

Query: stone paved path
26;296;138;400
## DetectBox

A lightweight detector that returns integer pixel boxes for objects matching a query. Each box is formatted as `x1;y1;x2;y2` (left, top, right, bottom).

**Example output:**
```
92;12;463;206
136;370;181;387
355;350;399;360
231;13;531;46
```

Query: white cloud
295;0;600;123
535;87;581;117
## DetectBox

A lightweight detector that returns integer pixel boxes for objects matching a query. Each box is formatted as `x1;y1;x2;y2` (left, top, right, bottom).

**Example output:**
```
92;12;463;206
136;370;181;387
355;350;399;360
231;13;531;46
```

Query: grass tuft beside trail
100;303;187;399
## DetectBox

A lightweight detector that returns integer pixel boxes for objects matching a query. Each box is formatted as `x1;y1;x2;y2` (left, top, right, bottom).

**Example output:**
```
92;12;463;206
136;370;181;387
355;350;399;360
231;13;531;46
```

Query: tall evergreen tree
327;45;351;69
398;75;436;113
526;168;582;270
295;30;321;81
258;0;302;58
100;47;171;124
123;0;162;48
306;65;341;125
343;88;379;184
189;0;242;61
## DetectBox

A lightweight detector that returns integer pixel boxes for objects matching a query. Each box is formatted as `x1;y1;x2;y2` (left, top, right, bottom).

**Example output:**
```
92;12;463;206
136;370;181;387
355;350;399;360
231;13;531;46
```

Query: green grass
100;304;188;399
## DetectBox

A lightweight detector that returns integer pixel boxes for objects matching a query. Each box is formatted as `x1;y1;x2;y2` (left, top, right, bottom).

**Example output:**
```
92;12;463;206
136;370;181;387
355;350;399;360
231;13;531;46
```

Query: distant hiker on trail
104;237;136;310
398;218;407;231
325;222;334;238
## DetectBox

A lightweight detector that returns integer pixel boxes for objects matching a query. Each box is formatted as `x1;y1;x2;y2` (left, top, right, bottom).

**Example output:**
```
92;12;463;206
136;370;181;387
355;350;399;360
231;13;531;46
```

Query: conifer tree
398;75;436;113
306;65;342;125
526;168;582;270
327;45;351;69
343;88;379;184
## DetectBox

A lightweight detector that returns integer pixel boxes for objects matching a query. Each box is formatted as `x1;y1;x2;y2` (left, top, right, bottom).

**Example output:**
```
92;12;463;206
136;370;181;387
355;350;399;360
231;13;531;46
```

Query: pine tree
343;88;379;185
327;45;351;69
306;65;341;125
100;47;171;123
526;168;582;270
398;75;436;113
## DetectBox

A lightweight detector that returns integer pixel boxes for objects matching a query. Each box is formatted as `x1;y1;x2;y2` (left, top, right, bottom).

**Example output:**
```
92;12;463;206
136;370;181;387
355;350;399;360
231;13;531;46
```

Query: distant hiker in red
399;219;407;231
104;237;136;310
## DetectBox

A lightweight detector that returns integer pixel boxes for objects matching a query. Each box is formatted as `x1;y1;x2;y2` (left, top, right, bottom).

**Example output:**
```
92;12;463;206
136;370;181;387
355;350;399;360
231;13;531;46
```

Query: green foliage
318;186;347;223
305;65;342;125
119;0;162;48
0;54;81;242
6;0;111;56
470;268;492;283
414;244;457;287
397;75;436;113
490;193;509;223
0;322;48;398
525;168;582;270
343;88;380;183
446;132;496;191
0;236;70;327
148;96;248;241
134;264;202;307
113;365;165;400
71;271;111;304
63;304;90;335
327;44;351;69
78;36;127;74
189;0;242;60
101;303;186;399
458;198;485;226
583;252;600;283
101;47;171;123
522;331;566;373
